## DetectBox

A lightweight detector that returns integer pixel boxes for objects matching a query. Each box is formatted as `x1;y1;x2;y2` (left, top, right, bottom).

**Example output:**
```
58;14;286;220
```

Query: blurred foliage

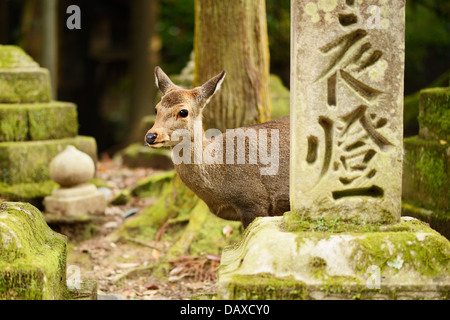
158;0;195;75
266;0;291;87
157;0;449;93
405;0;450;92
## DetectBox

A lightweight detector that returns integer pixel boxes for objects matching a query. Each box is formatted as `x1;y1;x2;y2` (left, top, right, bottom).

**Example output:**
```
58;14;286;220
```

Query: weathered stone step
0;101;78;142
0;45;52;103
0;136;97;184
0;68;52;103
418;87;450;142
0;202;68;300
402;136;449;211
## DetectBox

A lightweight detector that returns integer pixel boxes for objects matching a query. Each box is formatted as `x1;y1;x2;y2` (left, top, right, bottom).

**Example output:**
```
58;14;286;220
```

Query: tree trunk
41;0;58;99
194;0;271;131
128;0;159;144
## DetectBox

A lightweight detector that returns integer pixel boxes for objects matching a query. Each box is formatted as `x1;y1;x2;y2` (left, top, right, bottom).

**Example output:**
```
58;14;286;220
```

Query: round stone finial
49;145;95;187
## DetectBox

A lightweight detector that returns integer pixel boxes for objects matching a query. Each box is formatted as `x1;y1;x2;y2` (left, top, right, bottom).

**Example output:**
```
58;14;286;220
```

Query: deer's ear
155;66;176;95
200;70;226;105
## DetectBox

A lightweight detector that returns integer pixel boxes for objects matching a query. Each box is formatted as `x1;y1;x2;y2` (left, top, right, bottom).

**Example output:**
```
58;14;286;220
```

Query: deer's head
145;66;226;148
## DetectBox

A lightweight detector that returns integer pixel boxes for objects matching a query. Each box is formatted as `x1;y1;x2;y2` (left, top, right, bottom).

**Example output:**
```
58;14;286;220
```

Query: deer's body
146;67;290;227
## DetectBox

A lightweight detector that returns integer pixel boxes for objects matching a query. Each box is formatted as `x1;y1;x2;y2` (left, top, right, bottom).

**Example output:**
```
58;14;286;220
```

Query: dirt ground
65;156;218;300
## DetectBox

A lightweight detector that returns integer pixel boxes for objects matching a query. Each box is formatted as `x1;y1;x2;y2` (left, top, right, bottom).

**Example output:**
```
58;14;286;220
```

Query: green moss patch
0;202;67;299
0;180;58;208
0;45;39;69
0;69;52;103
0;45;51;103
218;216;450;300
0;136;97;184
402;201;450;240
403;136;449;211
119;143;173;170
225;273;308;300
112;171;242;265
0;102;78;142
418;87;450;141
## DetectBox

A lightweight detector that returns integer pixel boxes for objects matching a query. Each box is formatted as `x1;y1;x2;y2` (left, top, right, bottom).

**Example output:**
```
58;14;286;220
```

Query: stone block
290;0;405;223
0;102;78;142
0;136;98;184
0;45;51;103
0;180;58;208
0;202;68;300
0;69;52;103
43;184;106;216
418;87;450;142
217;215;450;300
402;202;450;240
119;142;173;170
402;136;449;211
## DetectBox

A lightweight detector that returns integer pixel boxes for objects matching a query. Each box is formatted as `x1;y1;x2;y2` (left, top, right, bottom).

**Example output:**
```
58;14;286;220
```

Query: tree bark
194;0;271;131
128;0;159;144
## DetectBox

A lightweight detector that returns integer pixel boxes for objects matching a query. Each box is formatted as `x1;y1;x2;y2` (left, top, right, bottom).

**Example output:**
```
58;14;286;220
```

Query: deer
145;66;290;228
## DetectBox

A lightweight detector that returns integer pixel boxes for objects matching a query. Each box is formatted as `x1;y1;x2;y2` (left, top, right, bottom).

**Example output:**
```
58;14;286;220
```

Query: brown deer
145;66;290;227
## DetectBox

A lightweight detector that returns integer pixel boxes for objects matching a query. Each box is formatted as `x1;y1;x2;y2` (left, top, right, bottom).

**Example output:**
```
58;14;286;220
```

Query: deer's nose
146;133;158;145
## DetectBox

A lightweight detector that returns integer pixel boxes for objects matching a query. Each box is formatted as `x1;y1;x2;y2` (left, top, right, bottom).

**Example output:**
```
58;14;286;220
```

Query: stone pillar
0;45;98;205
217;0;450;300
290;0;405;224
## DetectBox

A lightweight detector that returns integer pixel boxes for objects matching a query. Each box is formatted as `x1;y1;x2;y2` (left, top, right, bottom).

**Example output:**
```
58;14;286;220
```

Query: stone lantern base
43;183;106;216
217;213;450;300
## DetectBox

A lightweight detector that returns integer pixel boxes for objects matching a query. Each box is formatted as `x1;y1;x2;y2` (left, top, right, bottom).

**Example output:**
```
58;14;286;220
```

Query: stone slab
402;136;449;211
0;45;52;103
0;68;52;103
402;202;450;241
0;202;68;300
119;142;173;170
290;0;405;223
0;101;78;142
217;215;450;300
0;180;58;208
418;87;450;142
0;136;98;184
44;184;106;216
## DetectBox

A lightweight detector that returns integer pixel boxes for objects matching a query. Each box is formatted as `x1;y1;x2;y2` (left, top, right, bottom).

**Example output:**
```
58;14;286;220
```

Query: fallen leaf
152;249;161;260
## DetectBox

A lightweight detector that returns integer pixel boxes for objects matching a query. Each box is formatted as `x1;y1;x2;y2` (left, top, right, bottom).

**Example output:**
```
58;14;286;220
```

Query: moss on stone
402;201;450;240
0;69;52;103
0;45;51;103
0;180;58;208
350;228;450;278
113;171;242;273
418;87;450;141
119;143;173;170
218;216;450;300
0;105;28;141
112;173;180;241
0;45;39;69
225;273;308;300
0;102;78;142
110;189;131;205
131;170;177;198
0;202;67;299
0;136;97;184
403;136;449;211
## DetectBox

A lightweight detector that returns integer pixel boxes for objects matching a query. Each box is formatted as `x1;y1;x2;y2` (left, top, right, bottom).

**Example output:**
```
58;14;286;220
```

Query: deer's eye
179;109;189;118
155;108;157;115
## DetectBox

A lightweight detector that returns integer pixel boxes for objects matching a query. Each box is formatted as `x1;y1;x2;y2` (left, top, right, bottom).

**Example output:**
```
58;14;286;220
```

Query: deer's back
175;116;290;222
